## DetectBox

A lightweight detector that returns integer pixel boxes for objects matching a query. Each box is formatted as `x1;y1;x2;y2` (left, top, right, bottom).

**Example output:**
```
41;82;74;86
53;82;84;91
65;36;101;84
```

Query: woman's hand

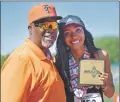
99;72;109;88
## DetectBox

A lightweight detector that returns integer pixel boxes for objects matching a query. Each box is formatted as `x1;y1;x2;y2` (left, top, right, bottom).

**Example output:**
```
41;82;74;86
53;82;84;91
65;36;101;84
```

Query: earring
67;47;69;50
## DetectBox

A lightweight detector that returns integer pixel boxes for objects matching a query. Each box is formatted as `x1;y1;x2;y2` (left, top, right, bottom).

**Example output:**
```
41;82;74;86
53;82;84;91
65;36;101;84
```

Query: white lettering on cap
67;18;73;22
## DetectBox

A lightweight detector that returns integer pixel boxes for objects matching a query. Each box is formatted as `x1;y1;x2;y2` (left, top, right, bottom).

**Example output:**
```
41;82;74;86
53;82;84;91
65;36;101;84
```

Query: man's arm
1;55;32;102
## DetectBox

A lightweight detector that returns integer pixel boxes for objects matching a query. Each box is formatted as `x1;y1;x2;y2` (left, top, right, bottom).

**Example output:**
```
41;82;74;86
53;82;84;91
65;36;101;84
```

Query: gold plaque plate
78;60;105;86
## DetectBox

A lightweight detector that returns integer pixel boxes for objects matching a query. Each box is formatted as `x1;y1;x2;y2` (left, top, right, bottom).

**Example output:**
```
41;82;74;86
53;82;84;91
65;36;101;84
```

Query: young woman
55;15;114;102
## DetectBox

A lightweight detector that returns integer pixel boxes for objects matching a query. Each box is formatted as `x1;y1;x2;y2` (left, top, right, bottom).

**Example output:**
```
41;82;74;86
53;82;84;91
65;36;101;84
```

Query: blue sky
1;2;119;55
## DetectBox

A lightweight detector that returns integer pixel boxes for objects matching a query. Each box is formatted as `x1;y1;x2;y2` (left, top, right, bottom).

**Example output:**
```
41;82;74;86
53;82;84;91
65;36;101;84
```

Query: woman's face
64;24;85;50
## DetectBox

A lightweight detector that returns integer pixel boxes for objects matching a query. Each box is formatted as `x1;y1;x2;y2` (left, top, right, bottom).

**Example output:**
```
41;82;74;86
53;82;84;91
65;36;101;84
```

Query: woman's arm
99;50;115;98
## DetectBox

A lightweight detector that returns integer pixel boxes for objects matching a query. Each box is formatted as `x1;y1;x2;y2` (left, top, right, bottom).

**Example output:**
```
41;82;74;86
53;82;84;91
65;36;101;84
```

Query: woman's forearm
103;84;115;98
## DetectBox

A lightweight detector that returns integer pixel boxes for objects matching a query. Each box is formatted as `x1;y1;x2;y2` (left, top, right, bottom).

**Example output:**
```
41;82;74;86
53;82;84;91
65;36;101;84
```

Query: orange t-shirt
1;38;66;102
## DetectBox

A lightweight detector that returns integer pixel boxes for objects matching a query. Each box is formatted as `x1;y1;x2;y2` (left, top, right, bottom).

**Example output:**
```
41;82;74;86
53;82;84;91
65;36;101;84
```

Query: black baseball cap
59;15;85;27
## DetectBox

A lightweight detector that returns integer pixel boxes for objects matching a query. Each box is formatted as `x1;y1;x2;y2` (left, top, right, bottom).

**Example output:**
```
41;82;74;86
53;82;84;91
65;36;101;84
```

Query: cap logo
42;5;50;13
67;18;73;22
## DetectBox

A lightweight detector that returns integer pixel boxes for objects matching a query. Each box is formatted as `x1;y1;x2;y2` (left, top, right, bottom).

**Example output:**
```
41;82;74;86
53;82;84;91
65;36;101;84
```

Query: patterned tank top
68;47;103;101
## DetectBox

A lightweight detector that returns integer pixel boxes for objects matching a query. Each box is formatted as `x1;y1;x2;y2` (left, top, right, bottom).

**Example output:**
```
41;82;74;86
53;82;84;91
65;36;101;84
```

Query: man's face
29;20;58;48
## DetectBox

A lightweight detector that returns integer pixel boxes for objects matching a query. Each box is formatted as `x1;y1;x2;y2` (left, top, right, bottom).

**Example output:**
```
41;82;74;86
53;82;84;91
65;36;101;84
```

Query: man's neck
29;37;50;56
40;47;50;56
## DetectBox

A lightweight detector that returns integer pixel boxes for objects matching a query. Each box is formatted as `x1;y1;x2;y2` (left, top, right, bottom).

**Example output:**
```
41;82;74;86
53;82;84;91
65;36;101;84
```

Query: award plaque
78;60;105;86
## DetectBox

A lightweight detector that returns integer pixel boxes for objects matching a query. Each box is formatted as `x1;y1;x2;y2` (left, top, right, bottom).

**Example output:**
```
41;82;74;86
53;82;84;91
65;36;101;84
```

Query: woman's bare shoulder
95;49;109;60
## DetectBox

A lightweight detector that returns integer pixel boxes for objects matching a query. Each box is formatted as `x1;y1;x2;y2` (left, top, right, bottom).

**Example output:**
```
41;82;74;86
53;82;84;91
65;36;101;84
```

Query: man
1;3;66;102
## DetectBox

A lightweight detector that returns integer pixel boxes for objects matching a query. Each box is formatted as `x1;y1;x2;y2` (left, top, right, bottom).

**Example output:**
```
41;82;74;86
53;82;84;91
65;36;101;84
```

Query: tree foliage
94;36;119;63
1;54;9;68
